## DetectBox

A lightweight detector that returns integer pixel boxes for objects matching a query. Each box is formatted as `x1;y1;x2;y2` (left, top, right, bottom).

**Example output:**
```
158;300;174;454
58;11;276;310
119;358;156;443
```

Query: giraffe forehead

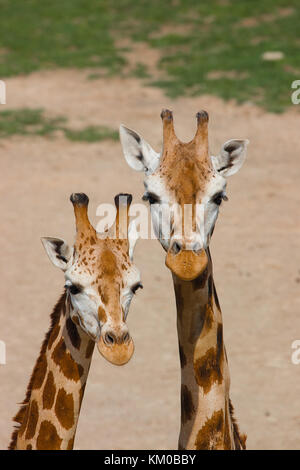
99;248;118;276
96;278;121;308
94;248;139;305
159;152;213;204
73;237;131;277
97;243;132;278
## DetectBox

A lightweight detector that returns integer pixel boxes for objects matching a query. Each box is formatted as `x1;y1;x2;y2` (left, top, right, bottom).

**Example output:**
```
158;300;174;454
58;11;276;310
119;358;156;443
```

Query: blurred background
0;0;300;449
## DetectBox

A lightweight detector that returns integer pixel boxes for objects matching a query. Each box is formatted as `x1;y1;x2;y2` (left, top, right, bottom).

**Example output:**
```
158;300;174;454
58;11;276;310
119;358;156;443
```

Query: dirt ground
0;69;300;450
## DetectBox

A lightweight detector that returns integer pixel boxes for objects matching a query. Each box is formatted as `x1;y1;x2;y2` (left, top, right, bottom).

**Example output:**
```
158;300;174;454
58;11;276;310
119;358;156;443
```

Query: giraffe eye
212;192;228;206
131;282;143;294
65;283;82;295
142;192;160;205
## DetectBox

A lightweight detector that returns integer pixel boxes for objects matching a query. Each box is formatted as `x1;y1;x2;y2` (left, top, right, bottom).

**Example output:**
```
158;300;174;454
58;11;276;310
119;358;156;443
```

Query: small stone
262;51;284;61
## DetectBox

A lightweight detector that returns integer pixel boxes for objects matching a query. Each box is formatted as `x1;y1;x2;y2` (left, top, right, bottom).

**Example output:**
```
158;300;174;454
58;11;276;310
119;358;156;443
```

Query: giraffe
119;109;249;450
9;192;142;450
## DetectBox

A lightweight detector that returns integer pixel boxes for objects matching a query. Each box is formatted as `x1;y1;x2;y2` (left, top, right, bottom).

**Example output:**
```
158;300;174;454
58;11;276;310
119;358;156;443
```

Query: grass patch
0;1;125;76
0;1;299;111
64;125;118;142
0;108;118;142
0;109;66;137
130;62;150;79
117;0;300;112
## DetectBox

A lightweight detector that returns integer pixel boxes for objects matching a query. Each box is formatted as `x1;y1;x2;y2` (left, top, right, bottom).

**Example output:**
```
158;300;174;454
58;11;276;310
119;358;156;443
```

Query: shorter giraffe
9;192;142;450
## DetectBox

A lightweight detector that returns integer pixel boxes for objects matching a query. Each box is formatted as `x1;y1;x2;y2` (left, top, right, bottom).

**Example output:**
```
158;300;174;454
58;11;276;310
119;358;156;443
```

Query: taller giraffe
9;192;143;450
120;110;249;450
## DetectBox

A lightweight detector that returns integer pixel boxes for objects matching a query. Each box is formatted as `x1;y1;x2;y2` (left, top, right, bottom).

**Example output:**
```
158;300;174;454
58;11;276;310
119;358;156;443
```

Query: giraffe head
120;110;249;281
41;193;142;365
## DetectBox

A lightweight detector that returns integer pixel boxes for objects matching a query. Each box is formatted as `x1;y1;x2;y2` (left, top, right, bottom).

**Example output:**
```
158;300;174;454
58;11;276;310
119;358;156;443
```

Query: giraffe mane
229;398;247;450
8;291;67;450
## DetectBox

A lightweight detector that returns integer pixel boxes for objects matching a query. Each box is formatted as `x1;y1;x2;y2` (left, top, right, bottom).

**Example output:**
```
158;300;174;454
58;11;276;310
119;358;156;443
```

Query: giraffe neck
173;252;244;450
9;292;95;450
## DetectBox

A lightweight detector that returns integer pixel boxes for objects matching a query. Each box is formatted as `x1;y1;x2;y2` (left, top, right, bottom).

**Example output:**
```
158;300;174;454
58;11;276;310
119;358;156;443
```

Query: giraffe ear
211;139;249;177
119;125;160;174
127;220;139;261
41;237;72;270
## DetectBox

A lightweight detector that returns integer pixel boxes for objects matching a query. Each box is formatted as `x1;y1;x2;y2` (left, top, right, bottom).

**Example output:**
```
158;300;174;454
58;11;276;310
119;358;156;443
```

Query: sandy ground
0;69;300;450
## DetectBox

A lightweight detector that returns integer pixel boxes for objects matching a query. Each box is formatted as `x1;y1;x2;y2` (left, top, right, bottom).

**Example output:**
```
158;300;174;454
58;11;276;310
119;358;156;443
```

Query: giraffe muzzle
97;329;134;366
165;248;208;281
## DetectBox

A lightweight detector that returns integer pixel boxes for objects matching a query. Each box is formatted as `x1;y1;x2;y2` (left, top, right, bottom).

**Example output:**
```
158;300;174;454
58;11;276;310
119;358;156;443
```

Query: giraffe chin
165;249;208;281
97;336;135;366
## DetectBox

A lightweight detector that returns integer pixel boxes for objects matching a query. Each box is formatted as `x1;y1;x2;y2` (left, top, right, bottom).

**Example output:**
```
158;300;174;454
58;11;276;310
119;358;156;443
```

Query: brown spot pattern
204;303;214;331
195;409;224;450
25;400;39;440
98;285;109;305
86;339;94;359
42;371;56;409
9;293;67;450
193;323;224;394
98;306;107;323
17;404;30;438
66;317;81;350
51;338;84;381
31;354;47;390
192;267;208;291
55;388;75;430
100;249;118;277
36;420;62;450
67;437;74;450
181;385;195;425
178;343;187;368
79;383;86;404
48;323;60;350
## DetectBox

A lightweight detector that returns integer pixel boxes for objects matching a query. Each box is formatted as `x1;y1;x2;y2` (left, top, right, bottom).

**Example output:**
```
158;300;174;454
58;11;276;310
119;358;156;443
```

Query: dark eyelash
212;192;228;206
65;283;82;295
131;282;143;294
142;192;160;205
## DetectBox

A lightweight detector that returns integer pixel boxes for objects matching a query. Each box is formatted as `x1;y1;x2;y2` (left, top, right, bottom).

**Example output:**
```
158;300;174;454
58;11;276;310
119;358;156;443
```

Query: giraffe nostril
193;242;202;254
122;332;130;344
171;241;182;255
104;332;115;346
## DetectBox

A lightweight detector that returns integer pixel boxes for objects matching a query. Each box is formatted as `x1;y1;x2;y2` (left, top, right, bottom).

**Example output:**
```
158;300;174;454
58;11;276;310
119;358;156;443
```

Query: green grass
130;62;150;79
0;1;299;111
0;109;66;137
64;125;118;142
0;1;125;76
0;109;118;142
118;0;300;112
